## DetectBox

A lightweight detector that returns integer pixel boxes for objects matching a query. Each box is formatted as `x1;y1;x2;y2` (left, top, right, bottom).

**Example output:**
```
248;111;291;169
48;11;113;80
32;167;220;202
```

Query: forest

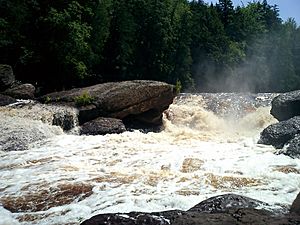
1;0;300;93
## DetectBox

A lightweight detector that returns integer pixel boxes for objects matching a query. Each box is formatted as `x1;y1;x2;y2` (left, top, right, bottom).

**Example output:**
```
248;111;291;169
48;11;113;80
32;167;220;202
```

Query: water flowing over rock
0;115;63;151
0;101;78;151
271;90;300;121
277;134;300;159
4;83;35;99
0;64;15;91
80;117;126;135
39;80;176;127
258;116;300;149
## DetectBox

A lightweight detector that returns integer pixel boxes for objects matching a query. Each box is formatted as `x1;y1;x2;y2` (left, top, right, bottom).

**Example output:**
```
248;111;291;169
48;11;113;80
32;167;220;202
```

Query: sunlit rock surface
271;90;300;121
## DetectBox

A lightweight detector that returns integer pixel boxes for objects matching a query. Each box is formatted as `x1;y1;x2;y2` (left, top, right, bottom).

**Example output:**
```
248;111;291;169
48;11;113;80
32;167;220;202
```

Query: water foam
0;94;299;224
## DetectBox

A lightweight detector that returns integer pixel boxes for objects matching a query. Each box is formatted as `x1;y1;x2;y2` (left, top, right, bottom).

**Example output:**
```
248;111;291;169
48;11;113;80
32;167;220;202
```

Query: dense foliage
1;0;300;93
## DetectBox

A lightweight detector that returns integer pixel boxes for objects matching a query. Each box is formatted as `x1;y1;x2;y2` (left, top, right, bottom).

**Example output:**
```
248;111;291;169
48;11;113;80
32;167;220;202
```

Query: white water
1;94;300;225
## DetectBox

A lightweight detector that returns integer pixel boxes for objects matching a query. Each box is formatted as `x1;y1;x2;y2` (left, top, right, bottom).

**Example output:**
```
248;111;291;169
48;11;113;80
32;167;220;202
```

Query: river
1;93;300;225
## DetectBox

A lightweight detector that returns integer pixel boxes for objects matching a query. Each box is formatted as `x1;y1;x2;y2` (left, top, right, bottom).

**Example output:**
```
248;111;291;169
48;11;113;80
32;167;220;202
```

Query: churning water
1;93;300;225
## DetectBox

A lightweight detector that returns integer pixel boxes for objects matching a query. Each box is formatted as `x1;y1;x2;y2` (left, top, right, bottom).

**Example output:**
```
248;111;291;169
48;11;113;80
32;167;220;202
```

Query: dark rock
277;134;300;159
271;91;300;121
80;117;126;135
188;193;268;213
52;111;77;131
0;94;16;106
4;83;36;99
40;80;176;128
291;192;300;215
80;192;300;225
0;64;15;91
258;116;300;149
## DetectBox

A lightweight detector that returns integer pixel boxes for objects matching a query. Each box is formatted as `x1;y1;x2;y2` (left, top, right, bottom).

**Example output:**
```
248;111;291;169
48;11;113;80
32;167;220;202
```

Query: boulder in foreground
81;193;300;225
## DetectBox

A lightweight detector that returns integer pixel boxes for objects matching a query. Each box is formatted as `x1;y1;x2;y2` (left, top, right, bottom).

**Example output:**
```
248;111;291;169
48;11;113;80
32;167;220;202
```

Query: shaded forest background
1;0;300;93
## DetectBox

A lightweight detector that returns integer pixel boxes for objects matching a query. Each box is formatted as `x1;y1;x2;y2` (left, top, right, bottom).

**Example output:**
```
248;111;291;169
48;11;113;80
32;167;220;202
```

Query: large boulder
258;116;300;149
81;193;300;225
271;91;300;121
0;64;15;91
4;83;35;99
40;80;176;127
0;94;16;106
188;193;268;213
80;117;126;135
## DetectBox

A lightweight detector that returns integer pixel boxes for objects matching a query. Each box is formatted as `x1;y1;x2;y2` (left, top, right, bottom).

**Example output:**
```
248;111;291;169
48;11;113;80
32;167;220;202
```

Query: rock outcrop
0;94;16;106
0;64;15;91
4;83;35;99
80;117;126;135
258;116;300;149
40;80;176;128
271;90;300;121
81;193;300;225
259;90;300;158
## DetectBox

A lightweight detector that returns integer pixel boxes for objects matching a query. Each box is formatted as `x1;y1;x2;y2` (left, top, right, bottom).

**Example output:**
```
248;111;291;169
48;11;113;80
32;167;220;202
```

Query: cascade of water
0;93;299;225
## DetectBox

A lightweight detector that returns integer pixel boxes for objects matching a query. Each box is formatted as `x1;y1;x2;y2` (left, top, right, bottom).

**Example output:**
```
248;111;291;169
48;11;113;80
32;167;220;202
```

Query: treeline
1;0;300;93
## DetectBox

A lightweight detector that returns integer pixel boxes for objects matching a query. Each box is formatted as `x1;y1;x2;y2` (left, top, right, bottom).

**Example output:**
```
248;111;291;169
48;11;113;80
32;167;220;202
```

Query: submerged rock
258;116;300;149
80;117;126;135
271;90;300;121
40;80;176;129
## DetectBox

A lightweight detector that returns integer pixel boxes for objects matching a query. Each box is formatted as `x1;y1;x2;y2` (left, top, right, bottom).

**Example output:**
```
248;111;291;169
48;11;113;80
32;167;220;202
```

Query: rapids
1;93;300;225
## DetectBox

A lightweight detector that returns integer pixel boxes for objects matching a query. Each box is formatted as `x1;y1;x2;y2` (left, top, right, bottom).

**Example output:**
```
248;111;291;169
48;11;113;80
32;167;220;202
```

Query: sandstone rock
0;94;16;106
258;116;300;148
80;117;126;135
4;83;36;99
271;91;300;121
40;80;176;128
0;64;15;91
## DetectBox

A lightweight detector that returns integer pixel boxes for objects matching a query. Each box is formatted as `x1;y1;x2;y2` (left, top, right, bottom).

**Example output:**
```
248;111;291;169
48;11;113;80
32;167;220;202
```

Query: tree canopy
1;0;299;93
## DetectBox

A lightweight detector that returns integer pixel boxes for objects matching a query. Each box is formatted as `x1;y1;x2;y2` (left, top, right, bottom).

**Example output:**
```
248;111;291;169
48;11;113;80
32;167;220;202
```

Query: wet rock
52;111;77;131
0;115;62;151
188;193;268;213
277;134;300;159
80;117;126;135
4;83;35;99
290;192;300;215
271;90;300;121
0;64;15;91
258;116;300;149
40;80;176;128
80;193;300;225
0;94;16;106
